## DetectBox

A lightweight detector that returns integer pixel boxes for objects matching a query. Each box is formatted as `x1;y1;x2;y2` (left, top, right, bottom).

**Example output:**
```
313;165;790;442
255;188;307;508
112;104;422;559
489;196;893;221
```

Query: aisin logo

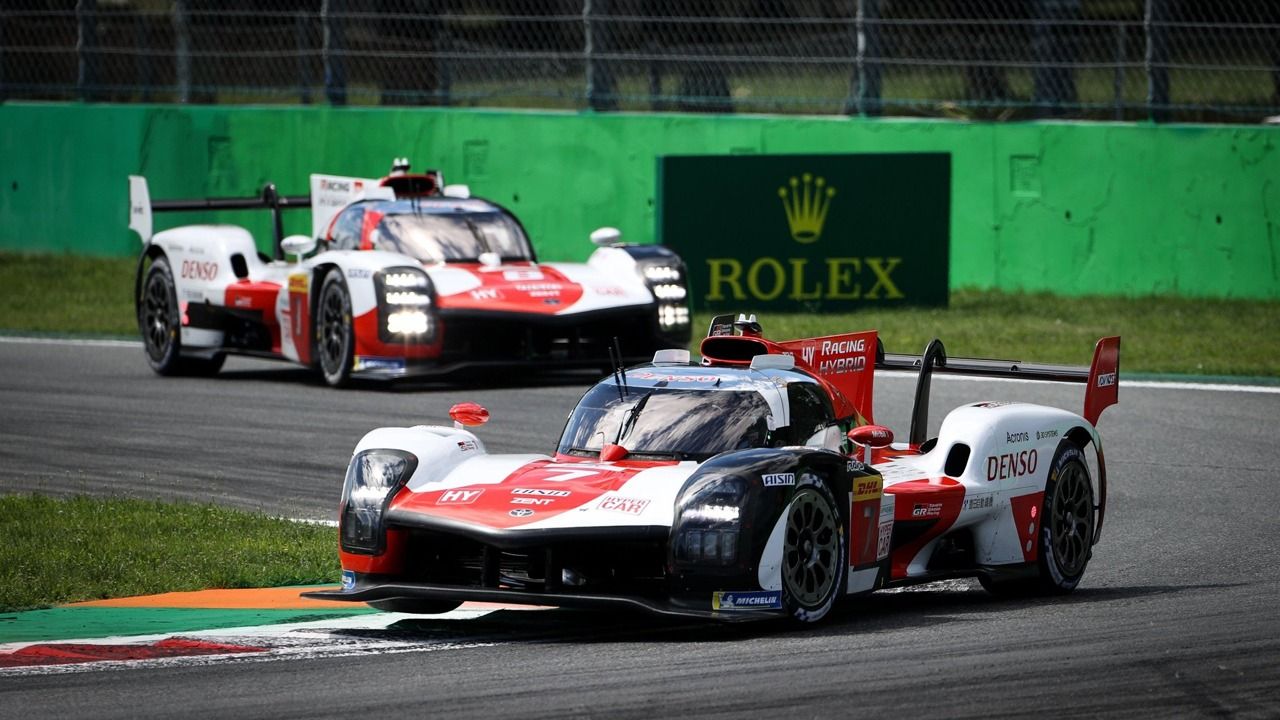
778;173;836;244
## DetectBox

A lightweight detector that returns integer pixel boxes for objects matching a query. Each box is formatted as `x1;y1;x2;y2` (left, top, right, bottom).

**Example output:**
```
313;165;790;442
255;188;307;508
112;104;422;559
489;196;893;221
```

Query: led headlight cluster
340;449;417;554
674;474;746;566
638;261;691;332
375;267;437;343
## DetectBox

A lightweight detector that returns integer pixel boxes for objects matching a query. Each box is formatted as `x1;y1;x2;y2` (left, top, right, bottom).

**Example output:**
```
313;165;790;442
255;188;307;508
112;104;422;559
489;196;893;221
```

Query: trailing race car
305;315;1121;623
128;159;691;386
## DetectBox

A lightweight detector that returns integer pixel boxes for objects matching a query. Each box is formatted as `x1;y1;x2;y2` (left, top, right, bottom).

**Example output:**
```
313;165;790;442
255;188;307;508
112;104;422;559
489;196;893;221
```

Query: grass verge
0;253;137;336
0;495;339;613
697;290;1280;378
1;251;1277;377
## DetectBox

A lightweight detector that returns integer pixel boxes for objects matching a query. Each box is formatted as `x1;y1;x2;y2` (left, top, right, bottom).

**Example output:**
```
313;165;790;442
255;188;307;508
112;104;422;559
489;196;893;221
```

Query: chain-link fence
2;1;1278;123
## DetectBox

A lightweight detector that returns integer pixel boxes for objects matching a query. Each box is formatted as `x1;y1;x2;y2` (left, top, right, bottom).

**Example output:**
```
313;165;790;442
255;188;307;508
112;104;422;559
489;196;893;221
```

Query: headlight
340;449;417;554
375;267;437;343
643;265;681;282
387;310;430;335
382;271;430;289
637;259;690;333
675;474;746;565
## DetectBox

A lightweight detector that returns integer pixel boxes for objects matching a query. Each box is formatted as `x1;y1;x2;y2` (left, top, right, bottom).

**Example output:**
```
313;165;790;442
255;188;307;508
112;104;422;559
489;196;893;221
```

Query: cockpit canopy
558;371;839;462
327;200;534;263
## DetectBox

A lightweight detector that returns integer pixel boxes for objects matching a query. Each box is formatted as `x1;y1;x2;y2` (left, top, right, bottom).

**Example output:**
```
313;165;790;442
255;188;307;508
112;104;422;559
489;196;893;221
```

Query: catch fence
2;1;1277;122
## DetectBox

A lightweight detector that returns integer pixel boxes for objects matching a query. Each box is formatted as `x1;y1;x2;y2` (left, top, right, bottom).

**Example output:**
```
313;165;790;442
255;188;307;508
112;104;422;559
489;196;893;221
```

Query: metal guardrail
2;1;1277;123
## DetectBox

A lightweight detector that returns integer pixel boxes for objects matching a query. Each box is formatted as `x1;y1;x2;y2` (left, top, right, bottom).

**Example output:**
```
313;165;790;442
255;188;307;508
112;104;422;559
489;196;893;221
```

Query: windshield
557;384;774;461
374;211;532;263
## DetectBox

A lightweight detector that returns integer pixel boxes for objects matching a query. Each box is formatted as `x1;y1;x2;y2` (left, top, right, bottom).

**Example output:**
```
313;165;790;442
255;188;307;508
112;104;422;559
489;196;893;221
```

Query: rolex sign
658;153;950;311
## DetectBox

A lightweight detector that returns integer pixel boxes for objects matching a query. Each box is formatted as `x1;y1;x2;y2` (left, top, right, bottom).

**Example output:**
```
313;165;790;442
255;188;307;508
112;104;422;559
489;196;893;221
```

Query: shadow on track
325;580;1238;647
210;365;600;393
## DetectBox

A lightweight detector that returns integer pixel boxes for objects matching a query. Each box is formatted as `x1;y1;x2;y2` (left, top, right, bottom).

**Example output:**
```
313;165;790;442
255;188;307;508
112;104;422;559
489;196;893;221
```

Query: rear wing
128;175;310;260
880;336;1121;447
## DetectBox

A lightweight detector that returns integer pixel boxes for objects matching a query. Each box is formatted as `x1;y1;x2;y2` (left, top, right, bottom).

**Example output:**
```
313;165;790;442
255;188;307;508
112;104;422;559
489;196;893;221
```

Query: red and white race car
129;160;691;386
307;315;1121;623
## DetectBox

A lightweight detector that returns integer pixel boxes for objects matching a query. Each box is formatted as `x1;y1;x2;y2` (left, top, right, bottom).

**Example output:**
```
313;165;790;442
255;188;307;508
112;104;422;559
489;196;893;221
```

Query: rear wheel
367;598;462;615
781;473;846;623
981;441;1095;596
315;271;354;387
139;256;224;377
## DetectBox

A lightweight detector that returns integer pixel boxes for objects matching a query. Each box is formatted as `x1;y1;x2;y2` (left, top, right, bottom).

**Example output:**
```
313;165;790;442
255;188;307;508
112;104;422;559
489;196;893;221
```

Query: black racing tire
367;598;463;615
981;441;1095;597
139;256;183;375
315;271;355;388
781;472;846;623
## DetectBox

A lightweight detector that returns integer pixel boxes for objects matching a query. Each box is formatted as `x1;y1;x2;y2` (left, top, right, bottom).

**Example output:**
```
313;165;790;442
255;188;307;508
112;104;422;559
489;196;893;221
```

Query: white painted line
0;336;140;349
2;335;1276;394
286;517;339;528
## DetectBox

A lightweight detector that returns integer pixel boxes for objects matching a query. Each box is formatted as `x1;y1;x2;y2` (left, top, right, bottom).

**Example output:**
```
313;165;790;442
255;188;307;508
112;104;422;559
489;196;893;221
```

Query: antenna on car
608;337;628;400
607;344;624;401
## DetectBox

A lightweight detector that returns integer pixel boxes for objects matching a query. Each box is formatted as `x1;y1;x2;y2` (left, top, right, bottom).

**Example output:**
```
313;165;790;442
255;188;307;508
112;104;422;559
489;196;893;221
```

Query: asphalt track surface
3;340;1280;719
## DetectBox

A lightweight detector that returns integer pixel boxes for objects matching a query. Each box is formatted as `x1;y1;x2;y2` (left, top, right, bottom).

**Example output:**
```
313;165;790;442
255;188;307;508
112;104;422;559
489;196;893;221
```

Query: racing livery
129;160;691;386
308;315;1122;623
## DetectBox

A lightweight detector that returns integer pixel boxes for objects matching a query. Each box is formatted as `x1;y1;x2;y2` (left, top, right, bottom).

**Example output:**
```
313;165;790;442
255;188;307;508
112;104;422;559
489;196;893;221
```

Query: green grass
699;290;1280;378
0;253;137;336
0;495;339;612
1;251;1276;377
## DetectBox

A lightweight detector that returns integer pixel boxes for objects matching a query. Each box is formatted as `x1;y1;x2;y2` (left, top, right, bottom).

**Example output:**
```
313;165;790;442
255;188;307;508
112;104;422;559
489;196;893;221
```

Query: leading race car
128;159;691;386
306;316;1121;623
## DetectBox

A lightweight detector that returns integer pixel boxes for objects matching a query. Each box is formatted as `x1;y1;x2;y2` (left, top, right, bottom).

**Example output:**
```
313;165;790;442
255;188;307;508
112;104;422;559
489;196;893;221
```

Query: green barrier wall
2;103;1277;299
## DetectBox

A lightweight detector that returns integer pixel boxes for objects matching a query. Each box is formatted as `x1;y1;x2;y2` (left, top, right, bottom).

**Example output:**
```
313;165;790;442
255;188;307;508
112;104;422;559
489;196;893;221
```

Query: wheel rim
142;272;173;361
1050;462;1094;577
783;487;839;607
319;284;349;375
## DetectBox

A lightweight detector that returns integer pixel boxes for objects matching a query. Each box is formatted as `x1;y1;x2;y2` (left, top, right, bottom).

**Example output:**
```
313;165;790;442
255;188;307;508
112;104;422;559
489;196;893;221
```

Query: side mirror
449;402;490;429
847;424;893;464
590;226;622;247
281;235;317;259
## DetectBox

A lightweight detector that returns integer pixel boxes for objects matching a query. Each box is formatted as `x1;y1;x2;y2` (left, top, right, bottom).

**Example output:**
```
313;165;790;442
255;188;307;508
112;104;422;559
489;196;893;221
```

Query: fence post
1144;0;1170;121
295;12;312;104
585;0;617;111
323;0;347;105
434;1;452;107
0;7;7;102
76;0;99;101
1112;21;1125;120
173;0;190;103
846;0;883;116
1031;0;1080;117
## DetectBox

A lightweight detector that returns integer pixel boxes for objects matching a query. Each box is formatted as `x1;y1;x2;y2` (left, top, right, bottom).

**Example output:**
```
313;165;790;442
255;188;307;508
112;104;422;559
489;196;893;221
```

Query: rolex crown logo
778;173;836;244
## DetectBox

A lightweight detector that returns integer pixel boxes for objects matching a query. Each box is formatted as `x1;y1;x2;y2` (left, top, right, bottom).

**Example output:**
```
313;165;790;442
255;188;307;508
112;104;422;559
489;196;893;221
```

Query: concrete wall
2;103;1276;298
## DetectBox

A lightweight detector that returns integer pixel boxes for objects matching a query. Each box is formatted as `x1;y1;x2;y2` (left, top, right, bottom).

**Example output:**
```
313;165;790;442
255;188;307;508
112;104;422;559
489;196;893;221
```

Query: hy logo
778;173;836;244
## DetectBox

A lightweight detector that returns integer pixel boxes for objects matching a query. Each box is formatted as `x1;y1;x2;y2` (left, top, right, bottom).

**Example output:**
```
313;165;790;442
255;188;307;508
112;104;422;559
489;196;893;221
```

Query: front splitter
303;583;780;623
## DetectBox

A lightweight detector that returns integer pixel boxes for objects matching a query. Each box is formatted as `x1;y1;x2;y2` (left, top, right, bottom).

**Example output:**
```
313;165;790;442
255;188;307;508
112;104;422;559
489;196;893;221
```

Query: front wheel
315;271;354;387
781;473;846;623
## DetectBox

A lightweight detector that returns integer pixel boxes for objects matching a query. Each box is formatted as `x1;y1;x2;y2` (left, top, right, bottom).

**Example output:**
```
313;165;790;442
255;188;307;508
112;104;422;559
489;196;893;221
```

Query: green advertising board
658;153;950;312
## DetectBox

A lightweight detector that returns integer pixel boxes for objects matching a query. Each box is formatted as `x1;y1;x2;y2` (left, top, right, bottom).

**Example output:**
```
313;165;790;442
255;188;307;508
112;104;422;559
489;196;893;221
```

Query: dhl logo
853;476;882;503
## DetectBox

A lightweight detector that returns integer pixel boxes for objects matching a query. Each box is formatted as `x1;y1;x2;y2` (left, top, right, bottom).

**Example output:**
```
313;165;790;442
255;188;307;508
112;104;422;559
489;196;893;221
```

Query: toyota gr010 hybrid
306;315;1121;623
128;159;692;387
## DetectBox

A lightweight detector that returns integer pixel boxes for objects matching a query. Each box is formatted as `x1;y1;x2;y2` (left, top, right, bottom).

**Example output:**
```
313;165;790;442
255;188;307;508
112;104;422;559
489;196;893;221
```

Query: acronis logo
778;173;836;244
